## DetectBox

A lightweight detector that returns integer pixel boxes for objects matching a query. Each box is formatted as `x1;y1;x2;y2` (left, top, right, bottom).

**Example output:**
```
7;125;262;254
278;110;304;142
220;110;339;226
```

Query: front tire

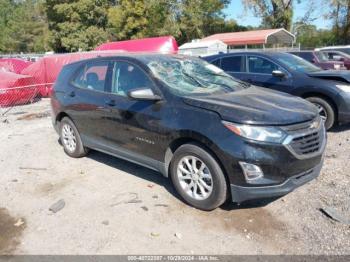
306;96;335;130
59;117;88;158
170;143;228;211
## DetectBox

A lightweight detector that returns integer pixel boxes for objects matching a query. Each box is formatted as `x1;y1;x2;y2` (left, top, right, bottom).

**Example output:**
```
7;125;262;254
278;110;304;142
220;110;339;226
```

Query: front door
98;60;165;164
246;55;293;93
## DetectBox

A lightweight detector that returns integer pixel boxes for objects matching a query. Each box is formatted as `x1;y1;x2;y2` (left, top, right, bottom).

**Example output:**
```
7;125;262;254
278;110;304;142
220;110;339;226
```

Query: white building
178;40;227;57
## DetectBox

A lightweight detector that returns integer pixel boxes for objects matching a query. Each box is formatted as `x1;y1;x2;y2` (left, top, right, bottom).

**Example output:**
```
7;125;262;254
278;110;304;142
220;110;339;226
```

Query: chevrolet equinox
51;54;326;210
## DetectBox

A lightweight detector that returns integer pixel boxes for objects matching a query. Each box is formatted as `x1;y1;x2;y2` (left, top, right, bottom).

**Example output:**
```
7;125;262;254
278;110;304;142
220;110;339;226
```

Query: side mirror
272;70;286;78
128;88;162;101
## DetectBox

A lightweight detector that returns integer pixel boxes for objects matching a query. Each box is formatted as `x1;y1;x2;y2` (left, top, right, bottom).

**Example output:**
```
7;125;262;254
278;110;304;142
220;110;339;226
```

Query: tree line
0;0;349;54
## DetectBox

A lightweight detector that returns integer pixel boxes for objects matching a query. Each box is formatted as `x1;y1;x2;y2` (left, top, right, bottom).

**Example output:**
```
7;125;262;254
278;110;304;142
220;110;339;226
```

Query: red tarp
21;51;118;97
1;37;180;100
95;36;178;53
0;71;37;106
0;58;33;74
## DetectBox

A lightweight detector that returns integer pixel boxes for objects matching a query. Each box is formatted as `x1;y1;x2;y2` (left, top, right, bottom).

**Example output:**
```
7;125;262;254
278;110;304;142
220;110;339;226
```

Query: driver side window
111;61;154;96
248;56;279;74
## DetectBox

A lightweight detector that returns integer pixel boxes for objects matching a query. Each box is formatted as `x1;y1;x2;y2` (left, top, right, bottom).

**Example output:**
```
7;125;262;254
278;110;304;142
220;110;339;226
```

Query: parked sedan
51;54;325;210
317;45;350;56
289;51;346;70
204;52;350;129
320;50;350;70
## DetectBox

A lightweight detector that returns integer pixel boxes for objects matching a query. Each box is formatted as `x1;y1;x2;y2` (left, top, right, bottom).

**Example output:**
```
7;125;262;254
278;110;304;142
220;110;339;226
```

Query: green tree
177;0;230;43
326;0;350;44
293;23;336;48
0;0;49;53
0;0;15;52
242;0;295;30
45;0;114;52
107;0;230;45
107;0;180;41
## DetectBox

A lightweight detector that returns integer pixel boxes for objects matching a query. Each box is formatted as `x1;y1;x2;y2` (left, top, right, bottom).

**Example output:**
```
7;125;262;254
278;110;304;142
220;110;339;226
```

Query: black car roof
64;53;193;67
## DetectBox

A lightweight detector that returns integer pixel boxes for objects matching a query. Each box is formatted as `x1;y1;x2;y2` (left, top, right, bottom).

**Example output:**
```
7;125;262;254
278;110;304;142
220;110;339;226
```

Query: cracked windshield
146;56;245;96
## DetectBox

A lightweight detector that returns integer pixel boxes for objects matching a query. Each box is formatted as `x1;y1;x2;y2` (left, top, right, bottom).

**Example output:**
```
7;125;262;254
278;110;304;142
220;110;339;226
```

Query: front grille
282;117;326;159
290;130;322;156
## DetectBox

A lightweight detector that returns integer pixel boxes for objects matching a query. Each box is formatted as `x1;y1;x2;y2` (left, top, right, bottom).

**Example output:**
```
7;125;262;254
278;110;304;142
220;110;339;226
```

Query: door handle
105;99;116;107
68;91;75;97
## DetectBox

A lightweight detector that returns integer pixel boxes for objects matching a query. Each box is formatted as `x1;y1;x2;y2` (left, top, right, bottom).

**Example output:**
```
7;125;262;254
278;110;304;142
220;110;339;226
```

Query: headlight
336;84;350;93
222;121;287;143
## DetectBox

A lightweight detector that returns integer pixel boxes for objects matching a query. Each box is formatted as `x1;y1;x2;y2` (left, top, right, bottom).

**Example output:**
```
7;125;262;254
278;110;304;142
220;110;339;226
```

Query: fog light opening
239;162;264;181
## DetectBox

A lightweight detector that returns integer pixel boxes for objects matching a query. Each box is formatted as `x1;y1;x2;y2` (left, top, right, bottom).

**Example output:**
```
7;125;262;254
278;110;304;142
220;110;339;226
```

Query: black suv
51;54;326;210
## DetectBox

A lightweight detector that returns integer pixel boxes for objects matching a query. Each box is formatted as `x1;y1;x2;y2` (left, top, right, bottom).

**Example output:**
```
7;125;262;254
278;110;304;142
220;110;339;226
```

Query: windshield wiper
196;71;251;88
181;69;207;87
193;74;234;91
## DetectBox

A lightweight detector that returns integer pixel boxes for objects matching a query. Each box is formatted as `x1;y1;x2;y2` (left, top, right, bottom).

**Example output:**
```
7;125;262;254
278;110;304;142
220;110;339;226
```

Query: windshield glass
315;51;328;62
276;53;321;73
142;55;246;96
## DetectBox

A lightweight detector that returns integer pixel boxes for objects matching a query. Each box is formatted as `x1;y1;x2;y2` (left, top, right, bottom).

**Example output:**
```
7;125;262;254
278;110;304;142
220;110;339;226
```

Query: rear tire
306;96;335;130
170;143;227;211
59;117;89;158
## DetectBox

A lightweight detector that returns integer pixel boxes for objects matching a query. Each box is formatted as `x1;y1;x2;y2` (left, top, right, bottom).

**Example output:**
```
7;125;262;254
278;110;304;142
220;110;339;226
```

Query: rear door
66;60;113;144
246;55;293;93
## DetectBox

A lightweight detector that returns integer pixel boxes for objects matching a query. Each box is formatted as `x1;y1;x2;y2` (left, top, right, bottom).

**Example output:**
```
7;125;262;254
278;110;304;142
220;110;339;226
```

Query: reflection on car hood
307;70;350;83
183;87;318;125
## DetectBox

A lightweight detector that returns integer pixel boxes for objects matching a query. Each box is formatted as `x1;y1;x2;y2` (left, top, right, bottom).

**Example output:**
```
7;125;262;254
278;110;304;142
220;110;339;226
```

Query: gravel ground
0;99;349;255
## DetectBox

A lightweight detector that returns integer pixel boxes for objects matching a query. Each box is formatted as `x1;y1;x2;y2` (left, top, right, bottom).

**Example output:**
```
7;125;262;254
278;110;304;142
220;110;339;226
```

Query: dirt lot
0;99;349;255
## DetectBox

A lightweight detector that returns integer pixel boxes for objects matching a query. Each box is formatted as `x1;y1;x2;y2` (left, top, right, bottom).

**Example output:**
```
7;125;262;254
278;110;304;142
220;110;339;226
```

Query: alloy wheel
314;103;328;122
62;124;77;153
177;156;213;200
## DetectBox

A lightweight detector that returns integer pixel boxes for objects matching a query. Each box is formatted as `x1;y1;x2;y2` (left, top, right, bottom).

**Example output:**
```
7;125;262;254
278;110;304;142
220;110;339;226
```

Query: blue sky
224;0;331;29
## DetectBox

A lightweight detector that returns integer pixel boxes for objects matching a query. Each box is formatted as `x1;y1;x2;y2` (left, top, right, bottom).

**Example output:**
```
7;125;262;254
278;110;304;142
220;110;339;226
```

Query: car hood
183;87;318;125
307;70;350;83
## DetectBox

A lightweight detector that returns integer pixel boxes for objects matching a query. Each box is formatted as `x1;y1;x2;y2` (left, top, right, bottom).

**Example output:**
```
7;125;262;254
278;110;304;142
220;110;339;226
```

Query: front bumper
230;160;323;203
337;92;350;124
338;111;350;124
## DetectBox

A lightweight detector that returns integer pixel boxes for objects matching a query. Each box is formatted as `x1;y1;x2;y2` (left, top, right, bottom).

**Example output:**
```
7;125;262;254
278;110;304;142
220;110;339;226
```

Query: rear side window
327;52;342;61
248;56;279;74
72;61;109;92
221;56;245;72
297;52;314;62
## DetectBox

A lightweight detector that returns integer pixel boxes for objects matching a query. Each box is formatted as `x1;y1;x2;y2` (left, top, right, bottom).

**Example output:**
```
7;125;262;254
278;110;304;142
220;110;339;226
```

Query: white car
316;45;350;56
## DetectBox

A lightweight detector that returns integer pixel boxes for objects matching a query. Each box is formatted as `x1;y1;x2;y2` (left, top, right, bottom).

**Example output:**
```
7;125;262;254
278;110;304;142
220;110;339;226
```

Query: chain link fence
0;51;117;123
0;56;48;123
